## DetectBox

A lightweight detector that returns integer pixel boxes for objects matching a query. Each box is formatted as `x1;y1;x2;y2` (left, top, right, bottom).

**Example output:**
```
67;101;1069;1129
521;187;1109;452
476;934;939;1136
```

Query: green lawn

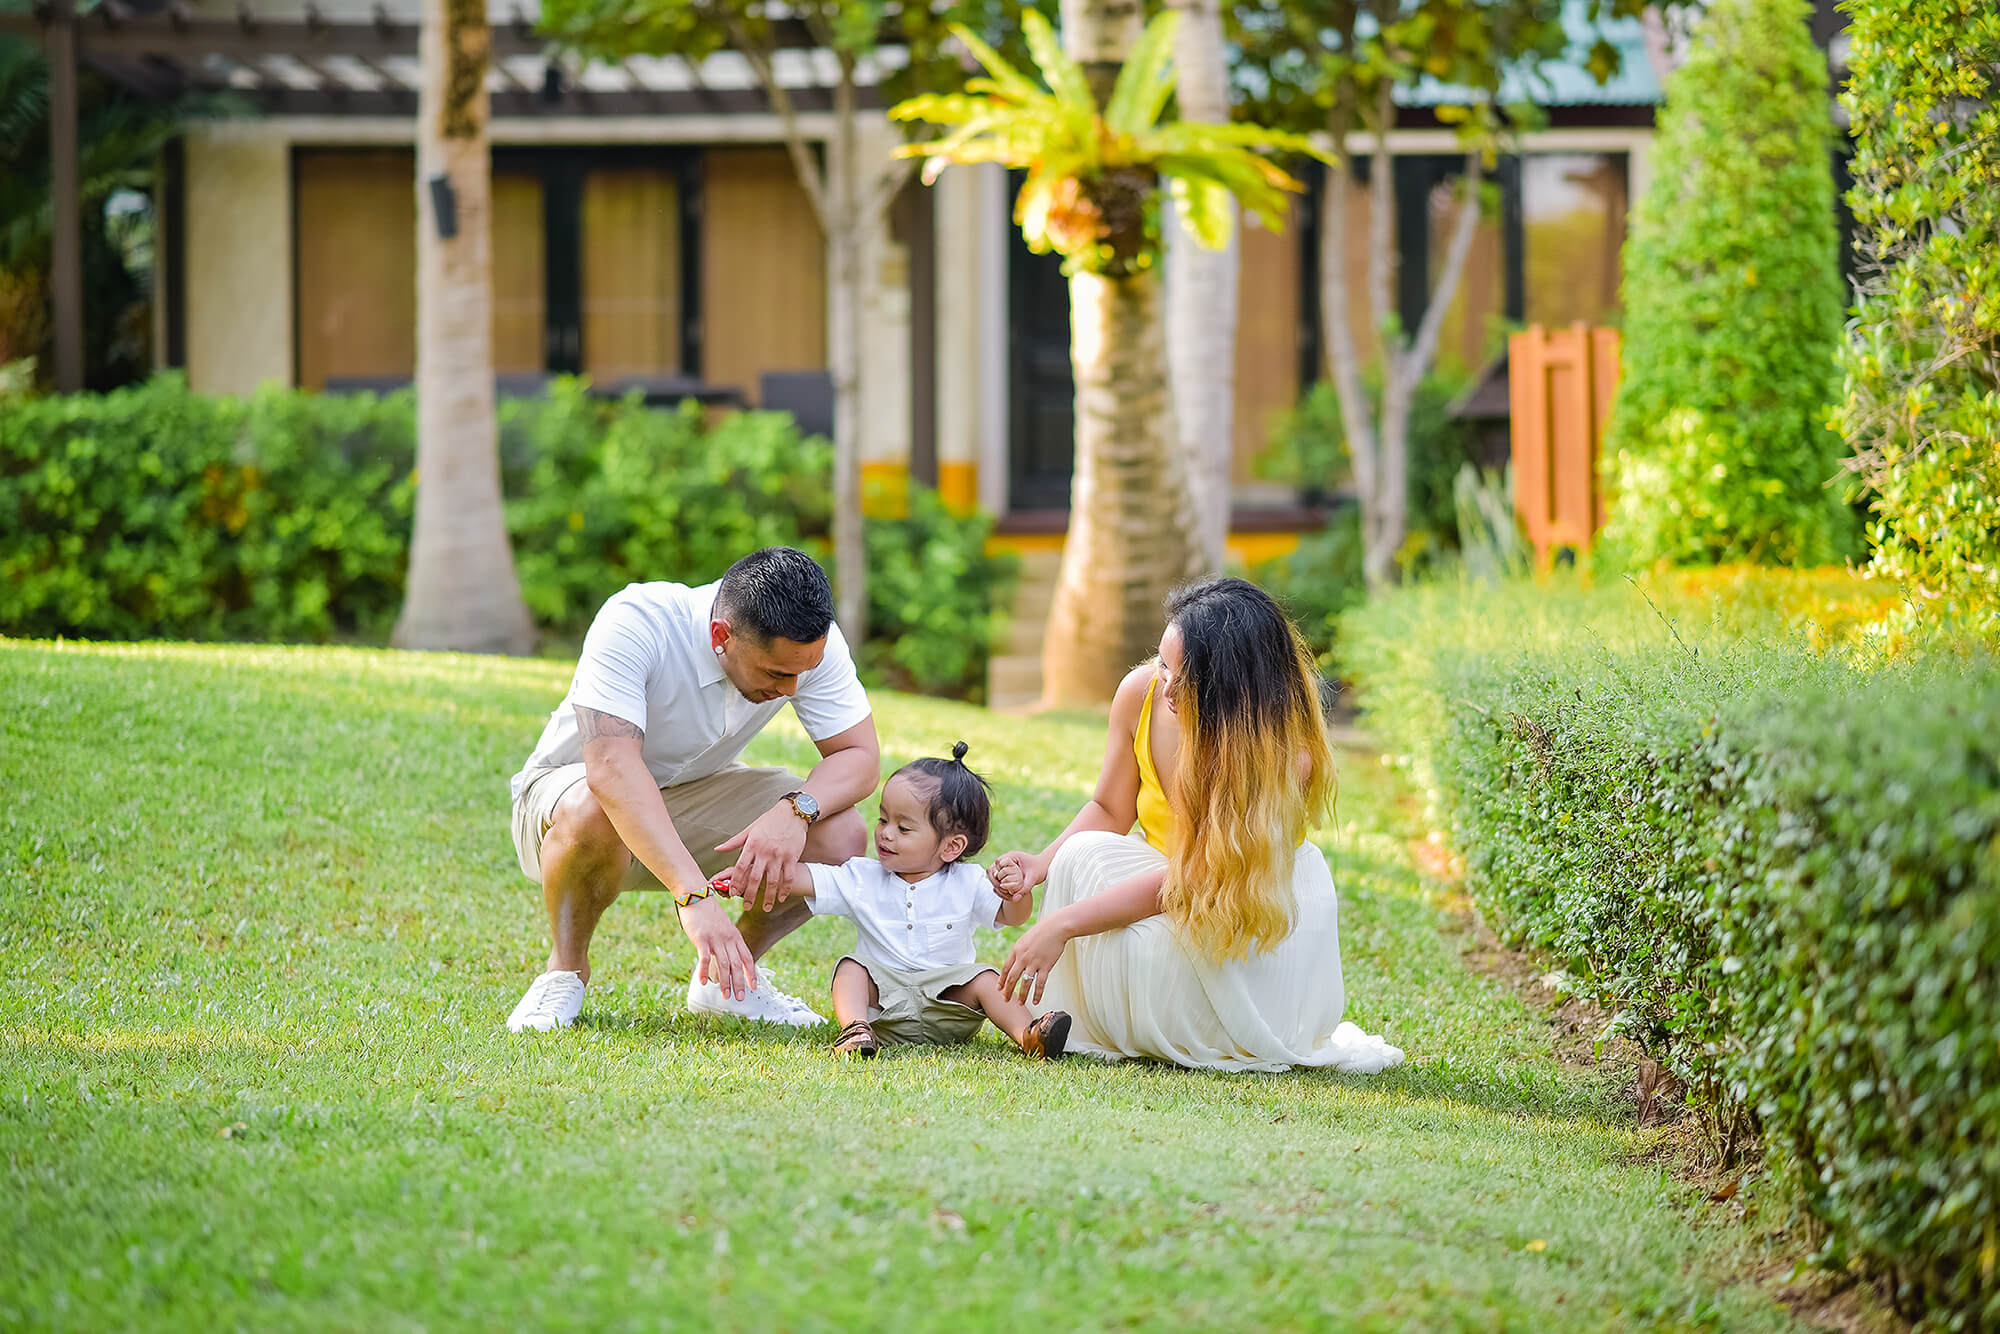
2;640;1816;1332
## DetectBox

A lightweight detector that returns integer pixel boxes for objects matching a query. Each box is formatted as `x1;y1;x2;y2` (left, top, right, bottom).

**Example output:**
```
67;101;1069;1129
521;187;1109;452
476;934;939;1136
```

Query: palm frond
1103;11;1177;136
1149;119;1336;166
1021;10;1091;112
1167;173;1236;250
945;23;1042;103
889;91;993;127
1156;153;1300;232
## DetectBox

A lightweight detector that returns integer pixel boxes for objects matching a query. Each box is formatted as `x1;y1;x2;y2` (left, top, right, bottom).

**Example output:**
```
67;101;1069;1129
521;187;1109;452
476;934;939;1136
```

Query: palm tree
393;0;536;655
892;8;1326;705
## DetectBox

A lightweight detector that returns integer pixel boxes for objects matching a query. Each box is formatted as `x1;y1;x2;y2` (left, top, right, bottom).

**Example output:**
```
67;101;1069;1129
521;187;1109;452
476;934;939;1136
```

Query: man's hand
715;801;811;912
987;850;1049;902
679;894;757;1000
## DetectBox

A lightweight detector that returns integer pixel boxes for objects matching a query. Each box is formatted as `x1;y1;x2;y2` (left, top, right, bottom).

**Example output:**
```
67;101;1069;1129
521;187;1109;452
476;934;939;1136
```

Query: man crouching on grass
504;547;878;1032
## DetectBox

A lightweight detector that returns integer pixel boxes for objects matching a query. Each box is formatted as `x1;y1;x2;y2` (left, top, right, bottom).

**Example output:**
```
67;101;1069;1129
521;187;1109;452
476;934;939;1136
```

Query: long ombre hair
1157;578;1336;960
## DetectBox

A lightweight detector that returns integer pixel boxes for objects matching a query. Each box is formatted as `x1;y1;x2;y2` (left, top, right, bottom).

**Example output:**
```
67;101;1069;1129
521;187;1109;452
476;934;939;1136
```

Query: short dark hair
893;741;993;861
713;547;835;645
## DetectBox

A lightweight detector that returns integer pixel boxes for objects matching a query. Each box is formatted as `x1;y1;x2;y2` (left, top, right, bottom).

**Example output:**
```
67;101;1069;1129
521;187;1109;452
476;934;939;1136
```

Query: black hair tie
951;740;970;763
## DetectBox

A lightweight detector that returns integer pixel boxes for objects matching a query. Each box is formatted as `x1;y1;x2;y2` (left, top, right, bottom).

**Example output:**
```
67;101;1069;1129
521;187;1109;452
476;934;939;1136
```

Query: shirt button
906;923;914;930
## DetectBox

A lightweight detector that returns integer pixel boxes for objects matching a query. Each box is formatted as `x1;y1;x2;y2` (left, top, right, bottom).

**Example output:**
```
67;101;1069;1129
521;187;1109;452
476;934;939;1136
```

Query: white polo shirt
808;858;1006;973
509;580;873;802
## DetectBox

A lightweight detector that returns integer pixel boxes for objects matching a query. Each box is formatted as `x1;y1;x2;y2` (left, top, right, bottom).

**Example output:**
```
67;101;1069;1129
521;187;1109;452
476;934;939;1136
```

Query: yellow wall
184;130;293;394
986;530;1306;568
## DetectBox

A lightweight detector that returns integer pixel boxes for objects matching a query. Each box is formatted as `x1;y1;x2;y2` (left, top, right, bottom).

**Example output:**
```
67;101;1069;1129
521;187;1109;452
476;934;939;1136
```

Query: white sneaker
506;969;586;1033
686;968;825;1026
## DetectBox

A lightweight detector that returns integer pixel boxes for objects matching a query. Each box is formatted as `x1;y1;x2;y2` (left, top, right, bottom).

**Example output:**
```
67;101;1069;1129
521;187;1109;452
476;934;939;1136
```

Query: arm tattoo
575;706;644;743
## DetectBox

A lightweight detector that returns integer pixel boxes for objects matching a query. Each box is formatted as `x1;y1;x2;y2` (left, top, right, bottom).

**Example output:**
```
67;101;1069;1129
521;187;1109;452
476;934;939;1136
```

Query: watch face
792;791;820;820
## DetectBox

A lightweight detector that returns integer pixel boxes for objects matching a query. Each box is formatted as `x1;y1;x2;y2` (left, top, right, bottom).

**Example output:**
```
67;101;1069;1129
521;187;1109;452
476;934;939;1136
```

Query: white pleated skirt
1033;831;1404;1074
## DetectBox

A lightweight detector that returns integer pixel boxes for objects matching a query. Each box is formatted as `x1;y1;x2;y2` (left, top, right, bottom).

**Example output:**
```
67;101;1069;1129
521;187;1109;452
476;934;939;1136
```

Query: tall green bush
1601;0;1852;567
1831;0;2000;639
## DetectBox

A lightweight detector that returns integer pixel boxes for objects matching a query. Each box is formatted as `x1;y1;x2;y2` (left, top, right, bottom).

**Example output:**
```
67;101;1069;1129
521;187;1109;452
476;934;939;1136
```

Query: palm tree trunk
1164;0;1237;572
1040;0;1202;707
394;0;534;654
1042;269;1202;705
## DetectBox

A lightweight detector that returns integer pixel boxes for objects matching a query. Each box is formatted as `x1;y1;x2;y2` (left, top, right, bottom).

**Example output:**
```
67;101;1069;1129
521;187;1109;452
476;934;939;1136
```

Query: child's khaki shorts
844;954;998;1045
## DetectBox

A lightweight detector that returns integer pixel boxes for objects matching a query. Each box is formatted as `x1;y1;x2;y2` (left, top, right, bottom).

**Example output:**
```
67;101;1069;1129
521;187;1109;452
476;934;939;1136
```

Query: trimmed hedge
0;374;1013;700
1341;572;1998;1328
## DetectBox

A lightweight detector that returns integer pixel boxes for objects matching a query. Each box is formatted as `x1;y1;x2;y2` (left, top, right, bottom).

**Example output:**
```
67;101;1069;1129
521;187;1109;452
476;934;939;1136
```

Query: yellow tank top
1134;673;1174;854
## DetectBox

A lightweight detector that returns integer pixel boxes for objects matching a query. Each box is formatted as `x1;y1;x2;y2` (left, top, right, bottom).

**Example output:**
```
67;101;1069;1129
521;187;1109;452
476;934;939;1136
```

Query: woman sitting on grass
712;744;1072;1060
987;577;1404;1073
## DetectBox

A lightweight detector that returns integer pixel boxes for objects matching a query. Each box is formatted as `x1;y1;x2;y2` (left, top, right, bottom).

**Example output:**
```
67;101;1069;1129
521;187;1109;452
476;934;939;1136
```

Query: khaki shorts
510;762;807;889
844;954;998;1046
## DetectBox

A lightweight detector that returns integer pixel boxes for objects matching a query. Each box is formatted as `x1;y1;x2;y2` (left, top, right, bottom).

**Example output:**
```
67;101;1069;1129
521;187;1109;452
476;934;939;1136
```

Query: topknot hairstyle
891;741;993;861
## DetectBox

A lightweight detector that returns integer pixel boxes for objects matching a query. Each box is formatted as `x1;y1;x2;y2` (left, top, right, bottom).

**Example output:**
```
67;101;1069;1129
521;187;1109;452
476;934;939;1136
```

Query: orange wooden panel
581;168;681;378
1509;328;1550;540
296;149;415;389
1546;323;1595;555
1508;322;1622;567
1590;327;1622;530
701;147;826;405
1232;205;1302;479
491;172;546;375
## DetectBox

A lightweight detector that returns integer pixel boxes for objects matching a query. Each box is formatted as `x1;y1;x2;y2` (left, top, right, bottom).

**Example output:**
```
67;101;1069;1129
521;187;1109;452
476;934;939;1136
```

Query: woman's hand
987;850;1050;902
1000;916;1069;1006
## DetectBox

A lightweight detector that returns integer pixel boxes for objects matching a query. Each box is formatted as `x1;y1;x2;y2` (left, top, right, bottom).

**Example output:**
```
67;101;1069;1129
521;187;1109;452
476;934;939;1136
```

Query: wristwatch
782;790;820;825
672;880;713;910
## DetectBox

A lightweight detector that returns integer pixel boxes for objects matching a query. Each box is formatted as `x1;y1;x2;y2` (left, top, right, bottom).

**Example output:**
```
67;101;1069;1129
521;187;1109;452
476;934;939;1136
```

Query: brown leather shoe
832;1020;879;1057
1020;1011;1072;1060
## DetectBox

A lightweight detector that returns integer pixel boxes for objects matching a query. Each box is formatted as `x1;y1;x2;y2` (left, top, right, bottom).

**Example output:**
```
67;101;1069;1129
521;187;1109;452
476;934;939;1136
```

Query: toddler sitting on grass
712;743;1071;1060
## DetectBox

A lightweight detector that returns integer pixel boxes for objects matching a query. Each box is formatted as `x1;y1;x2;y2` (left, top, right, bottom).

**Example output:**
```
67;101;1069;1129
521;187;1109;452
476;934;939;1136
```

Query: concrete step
1012;547;1065;579
989;550;1060;709
987;654;1044;706
1003;614;1046;658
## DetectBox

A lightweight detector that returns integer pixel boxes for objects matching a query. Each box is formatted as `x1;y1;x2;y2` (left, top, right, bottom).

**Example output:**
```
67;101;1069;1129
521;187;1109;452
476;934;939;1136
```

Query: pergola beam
0;9;883;61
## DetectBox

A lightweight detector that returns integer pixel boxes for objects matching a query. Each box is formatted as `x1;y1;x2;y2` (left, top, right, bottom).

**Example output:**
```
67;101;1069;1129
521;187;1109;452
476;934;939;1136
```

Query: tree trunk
1040;0;1201;706
736;31;874;648
1164;0;1236;572
828;70;867;645
394;0;534;655
1041;270;1203;705
1317;148;1390;585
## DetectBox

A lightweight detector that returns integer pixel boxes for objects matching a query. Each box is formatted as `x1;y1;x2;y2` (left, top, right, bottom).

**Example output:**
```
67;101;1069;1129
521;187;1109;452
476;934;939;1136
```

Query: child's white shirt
806;857;1006;972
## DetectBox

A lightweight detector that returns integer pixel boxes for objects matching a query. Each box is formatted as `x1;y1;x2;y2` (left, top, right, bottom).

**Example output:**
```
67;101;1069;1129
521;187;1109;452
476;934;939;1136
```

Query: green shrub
0;374;412;641
1256;372;1478;563
501;382;833;632
1601;0;1852;568
1340;573;1998;1328
1831;0;2000;640
1254;380;1347;499
861;486;1017;701
0;375;1015;700
1251;505;1367;671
